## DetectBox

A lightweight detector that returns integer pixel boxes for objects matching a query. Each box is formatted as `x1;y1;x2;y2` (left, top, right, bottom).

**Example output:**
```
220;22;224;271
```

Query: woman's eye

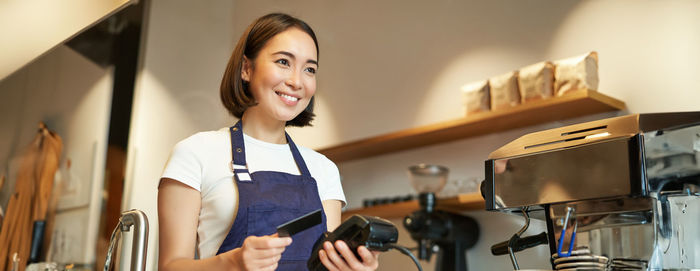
305;67;316;74
275;59;289;66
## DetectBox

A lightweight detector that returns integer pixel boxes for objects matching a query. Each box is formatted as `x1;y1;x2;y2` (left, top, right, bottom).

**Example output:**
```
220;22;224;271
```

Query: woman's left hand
318;240;380;271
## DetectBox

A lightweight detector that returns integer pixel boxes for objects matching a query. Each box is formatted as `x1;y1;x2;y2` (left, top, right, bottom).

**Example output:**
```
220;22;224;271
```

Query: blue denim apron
216;121;327;270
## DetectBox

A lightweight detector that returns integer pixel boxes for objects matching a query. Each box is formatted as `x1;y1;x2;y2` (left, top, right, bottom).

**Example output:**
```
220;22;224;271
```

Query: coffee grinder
403;164;480;271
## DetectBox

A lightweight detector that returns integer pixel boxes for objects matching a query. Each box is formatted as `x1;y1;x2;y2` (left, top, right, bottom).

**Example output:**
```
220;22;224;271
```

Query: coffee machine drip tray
549;198;655;270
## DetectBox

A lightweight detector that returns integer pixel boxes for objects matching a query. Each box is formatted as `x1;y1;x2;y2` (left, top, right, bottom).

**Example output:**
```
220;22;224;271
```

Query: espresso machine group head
482;112;700;270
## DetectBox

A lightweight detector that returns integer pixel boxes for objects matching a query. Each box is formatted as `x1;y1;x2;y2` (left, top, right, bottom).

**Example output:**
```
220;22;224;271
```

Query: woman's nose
285;70;302;90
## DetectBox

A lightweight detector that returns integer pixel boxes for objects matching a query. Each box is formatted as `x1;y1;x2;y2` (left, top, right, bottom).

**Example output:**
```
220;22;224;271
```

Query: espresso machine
482;112;700;270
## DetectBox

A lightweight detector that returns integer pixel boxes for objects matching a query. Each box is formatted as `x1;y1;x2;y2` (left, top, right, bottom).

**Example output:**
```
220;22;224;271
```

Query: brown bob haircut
220;13;319;127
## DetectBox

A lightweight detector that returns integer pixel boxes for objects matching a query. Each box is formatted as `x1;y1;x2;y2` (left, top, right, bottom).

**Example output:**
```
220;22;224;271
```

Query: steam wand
507;207;530;270
489;206;549;270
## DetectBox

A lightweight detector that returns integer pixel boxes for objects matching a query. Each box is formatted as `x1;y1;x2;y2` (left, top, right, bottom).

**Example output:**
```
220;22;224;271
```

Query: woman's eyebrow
273;51;318;66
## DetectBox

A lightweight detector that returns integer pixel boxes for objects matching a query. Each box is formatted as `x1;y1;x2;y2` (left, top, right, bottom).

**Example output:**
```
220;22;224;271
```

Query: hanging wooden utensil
29;124;62;264
0;123;62;271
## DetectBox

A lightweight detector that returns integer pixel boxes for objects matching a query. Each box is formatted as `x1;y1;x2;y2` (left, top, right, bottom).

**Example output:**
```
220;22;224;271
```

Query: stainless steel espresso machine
482;112;700;270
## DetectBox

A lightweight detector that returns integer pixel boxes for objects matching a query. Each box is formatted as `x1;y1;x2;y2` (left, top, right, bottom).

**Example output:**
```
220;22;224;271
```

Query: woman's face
241;27;318;123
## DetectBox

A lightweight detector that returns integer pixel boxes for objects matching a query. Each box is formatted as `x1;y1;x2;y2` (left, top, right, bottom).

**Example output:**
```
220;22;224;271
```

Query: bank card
276;208;323;237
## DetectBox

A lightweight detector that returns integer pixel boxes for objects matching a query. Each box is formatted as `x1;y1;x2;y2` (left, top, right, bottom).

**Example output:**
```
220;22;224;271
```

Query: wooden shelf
341;192;486;220
319;90;625;162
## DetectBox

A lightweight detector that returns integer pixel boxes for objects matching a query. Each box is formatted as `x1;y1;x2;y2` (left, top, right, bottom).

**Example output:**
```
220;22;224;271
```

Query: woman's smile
275;91;301;105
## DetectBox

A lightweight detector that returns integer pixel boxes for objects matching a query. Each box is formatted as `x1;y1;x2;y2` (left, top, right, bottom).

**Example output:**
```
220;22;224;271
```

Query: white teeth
277;92;299;102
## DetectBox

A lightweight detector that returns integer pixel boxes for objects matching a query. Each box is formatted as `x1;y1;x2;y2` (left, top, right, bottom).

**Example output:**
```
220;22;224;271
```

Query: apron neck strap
230;120;312;178
285;132;311;177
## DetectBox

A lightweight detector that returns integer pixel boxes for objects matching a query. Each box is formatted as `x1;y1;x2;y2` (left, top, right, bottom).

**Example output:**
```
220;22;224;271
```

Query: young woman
157;13;380;271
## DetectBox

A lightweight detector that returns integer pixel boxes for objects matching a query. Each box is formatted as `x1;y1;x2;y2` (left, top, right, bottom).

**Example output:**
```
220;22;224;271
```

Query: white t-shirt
161;127;346;258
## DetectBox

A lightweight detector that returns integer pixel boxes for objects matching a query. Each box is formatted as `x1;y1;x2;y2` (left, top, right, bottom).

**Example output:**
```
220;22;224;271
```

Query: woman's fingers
319;241;380;271
357;246;379;269
246;235;292;250
356;246;377;264
239;234;291;270
319;250;339;271
334;241;367;270
252;254;281;267
323;241;351;270
241;236;289;259
250;246;287;258
259;262;278;271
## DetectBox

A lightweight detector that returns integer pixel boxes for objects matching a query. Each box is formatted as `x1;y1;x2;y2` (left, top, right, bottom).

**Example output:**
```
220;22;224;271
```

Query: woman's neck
240;113;287;144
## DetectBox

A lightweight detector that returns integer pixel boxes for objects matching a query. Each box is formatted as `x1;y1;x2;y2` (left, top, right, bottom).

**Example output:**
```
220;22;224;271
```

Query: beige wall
124;0;700;270
0;0;134;81
121;0;235;268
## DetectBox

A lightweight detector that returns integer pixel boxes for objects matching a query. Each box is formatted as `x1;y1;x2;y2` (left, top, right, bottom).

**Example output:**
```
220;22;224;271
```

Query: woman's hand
318;240;380;271
229;234;292;271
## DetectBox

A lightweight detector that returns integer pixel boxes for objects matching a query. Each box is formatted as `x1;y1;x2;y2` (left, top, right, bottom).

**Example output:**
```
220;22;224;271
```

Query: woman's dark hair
220;13;319;127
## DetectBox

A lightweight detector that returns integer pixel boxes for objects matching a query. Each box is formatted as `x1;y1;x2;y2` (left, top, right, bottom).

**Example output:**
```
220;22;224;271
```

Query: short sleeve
161;136;203;191
318;158;346;208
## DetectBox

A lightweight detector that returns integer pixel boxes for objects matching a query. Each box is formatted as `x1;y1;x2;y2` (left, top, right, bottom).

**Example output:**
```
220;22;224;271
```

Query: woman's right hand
229;234;292;271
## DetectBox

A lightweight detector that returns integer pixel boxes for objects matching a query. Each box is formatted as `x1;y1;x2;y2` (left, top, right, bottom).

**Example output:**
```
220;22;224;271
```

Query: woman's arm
322;199;343;231
320;199;380;271
158;178;291;271
158;178;234;270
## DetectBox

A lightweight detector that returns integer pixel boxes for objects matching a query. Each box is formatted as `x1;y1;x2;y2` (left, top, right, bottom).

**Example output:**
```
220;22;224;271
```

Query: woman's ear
241;56;251;82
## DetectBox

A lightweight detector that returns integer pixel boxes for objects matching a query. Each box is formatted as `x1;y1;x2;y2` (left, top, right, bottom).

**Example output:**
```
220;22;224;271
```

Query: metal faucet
104;209;149;271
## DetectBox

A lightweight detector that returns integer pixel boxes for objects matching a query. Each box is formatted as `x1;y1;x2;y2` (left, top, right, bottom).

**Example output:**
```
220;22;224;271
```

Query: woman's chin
275;111;304;123
273;115;296;124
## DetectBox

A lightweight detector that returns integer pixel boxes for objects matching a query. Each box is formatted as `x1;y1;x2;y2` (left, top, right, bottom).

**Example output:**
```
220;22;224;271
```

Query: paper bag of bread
490;71;520;110
554;51;599;96
461;80;490;115
518;61;554;102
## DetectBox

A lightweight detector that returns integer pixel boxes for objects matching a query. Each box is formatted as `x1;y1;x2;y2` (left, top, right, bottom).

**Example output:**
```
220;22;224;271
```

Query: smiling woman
157;13;380;271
